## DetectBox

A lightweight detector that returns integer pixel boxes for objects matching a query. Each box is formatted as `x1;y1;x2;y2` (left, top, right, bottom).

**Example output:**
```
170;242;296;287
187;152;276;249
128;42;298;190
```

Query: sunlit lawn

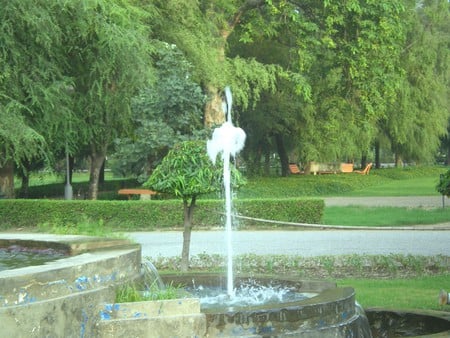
342;176;441;197
323;206;450;227
337;275;450;311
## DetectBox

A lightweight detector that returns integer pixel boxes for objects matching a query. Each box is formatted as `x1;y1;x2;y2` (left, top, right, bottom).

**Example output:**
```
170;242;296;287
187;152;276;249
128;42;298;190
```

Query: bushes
0;198;324;230
436;169;450;196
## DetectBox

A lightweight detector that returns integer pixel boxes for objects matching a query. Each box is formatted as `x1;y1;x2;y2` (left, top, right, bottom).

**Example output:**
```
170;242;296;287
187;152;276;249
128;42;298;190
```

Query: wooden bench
289;164;302;174
340;163;354;173
118;189;157;200
354;163;373;175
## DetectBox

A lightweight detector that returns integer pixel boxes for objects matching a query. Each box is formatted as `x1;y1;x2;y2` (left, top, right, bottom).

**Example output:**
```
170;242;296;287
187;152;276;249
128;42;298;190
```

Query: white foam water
207;86;246;297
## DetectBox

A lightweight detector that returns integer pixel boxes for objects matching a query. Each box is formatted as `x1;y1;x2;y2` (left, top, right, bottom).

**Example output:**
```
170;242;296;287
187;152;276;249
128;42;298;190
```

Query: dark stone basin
366;308;450;337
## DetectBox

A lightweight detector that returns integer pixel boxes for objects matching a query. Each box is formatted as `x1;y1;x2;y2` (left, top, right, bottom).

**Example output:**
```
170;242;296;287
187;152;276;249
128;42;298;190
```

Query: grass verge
338;275;449;311
322;206;450;227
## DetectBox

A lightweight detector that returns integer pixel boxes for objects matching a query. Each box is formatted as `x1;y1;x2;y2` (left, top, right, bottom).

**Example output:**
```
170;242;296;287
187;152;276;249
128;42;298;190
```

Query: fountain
194;86;373;336
207;86;246;297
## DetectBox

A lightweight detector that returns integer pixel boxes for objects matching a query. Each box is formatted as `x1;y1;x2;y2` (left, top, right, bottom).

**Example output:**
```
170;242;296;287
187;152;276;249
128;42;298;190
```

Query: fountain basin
366;308;450;337
161;273;372;337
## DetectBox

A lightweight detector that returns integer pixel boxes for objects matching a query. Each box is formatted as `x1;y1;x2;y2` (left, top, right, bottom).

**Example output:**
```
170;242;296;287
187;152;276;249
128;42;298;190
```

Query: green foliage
0;0;73;166
154;253;449;280
436;168;450;196
115;281;181;303
238;174;382;198
144;140;245;200
111;43;206;181
0;198;323;230
37;217;120;238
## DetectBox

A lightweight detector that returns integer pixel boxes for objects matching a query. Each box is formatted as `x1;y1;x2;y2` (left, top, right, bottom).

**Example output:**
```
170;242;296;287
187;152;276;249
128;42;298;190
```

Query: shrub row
0;198;324;230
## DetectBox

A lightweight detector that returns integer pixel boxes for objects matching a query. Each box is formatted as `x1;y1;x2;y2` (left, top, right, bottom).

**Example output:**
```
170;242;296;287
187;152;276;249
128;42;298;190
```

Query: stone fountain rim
161;272;356;315
0;233;139;280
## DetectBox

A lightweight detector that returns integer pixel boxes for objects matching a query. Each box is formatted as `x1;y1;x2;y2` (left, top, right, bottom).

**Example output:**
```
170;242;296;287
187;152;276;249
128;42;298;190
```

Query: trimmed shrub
0;198;323;230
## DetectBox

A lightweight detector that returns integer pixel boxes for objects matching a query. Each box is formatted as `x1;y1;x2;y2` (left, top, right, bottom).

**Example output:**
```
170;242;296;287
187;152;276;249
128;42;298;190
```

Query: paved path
129;196;450;259
128;229;450;258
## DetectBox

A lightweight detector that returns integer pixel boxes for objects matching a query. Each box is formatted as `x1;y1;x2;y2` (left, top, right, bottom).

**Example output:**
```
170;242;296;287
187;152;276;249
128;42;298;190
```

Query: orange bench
118;189;157;200
340;163;354;173
289;164;302;174
354;163;373;175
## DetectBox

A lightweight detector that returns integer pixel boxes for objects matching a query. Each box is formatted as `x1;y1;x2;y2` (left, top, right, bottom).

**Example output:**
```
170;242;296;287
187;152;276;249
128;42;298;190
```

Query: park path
324;195;447;208
129;195;450;258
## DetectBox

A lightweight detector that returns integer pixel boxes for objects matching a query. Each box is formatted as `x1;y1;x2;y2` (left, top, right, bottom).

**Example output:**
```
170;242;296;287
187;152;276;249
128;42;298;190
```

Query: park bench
118;189;157;200
289;164;302;174
340;163;354;173
354;163;373;175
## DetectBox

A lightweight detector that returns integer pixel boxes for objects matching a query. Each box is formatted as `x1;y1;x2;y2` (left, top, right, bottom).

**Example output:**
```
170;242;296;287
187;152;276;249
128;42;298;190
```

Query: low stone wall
0;234;141;337
97;298;207;337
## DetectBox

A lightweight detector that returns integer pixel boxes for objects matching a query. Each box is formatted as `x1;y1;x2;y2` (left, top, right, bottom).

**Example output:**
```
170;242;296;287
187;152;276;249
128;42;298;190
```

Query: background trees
111;43;206;182
1;0;449;198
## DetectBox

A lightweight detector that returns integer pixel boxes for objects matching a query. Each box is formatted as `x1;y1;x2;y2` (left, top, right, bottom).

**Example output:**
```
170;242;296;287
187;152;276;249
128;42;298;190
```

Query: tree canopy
144;140;245;271
1;0;449;197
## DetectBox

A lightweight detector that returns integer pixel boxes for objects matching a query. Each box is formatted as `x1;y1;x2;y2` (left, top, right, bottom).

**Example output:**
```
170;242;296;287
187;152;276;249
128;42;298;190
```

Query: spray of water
207;86;246;297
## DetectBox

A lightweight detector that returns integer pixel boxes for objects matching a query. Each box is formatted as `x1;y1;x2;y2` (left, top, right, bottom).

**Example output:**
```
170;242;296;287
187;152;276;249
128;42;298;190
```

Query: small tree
144;140;244;271
437;169;450;197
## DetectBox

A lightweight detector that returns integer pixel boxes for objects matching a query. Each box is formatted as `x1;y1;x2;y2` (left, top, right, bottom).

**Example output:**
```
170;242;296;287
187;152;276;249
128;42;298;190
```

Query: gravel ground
324;195;448;208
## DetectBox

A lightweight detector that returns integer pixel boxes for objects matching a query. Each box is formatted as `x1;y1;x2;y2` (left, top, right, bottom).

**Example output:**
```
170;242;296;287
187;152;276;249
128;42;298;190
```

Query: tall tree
0;0;75;197
59;1;156;199
148;0;300;126
381;0;450;165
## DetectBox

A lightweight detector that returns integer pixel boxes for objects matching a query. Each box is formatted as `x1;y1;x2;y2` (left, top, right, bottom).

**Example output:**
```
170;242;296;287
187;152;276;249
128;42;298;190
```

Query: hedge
0;198;323;230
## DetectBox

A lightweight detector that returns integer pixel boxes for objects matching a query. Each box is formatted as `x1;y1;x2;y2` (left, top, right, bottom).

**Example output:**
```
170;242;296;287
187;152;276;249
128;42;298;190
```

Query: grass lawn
323;206;450;227
342;176;441;197
337;274;450;311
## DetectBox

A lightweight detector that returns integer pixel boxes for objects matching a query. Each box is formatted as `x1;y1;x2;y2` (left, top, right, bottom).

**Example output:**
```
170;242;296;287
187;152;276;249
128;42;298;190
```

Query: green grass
115;281;181;303
237;166;447;199
37;217;124;238
323;206;450;227
337;275;450;311
342;176;441;197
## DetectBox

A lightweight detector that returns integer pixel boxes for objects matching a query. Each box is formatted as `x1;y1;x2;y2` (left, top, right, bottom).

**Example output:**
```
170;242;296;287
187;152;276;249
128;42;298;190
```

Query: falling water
207;86;246;297
142;259;165;290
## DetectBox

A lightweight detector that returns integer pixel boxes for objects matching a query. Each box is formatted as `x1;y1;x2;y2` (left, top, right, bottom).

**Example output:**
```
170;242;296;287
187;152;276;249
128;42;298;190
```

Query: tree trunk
264;151;271;176
446;144;450;166
0;160;14;198
395;153;403;168
88;145;107;200
204;85;226;127
275;134;289;176
360;154;367;169
20;173;29;198
374;141;380;169
181;197;196;272
99;159;105;185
